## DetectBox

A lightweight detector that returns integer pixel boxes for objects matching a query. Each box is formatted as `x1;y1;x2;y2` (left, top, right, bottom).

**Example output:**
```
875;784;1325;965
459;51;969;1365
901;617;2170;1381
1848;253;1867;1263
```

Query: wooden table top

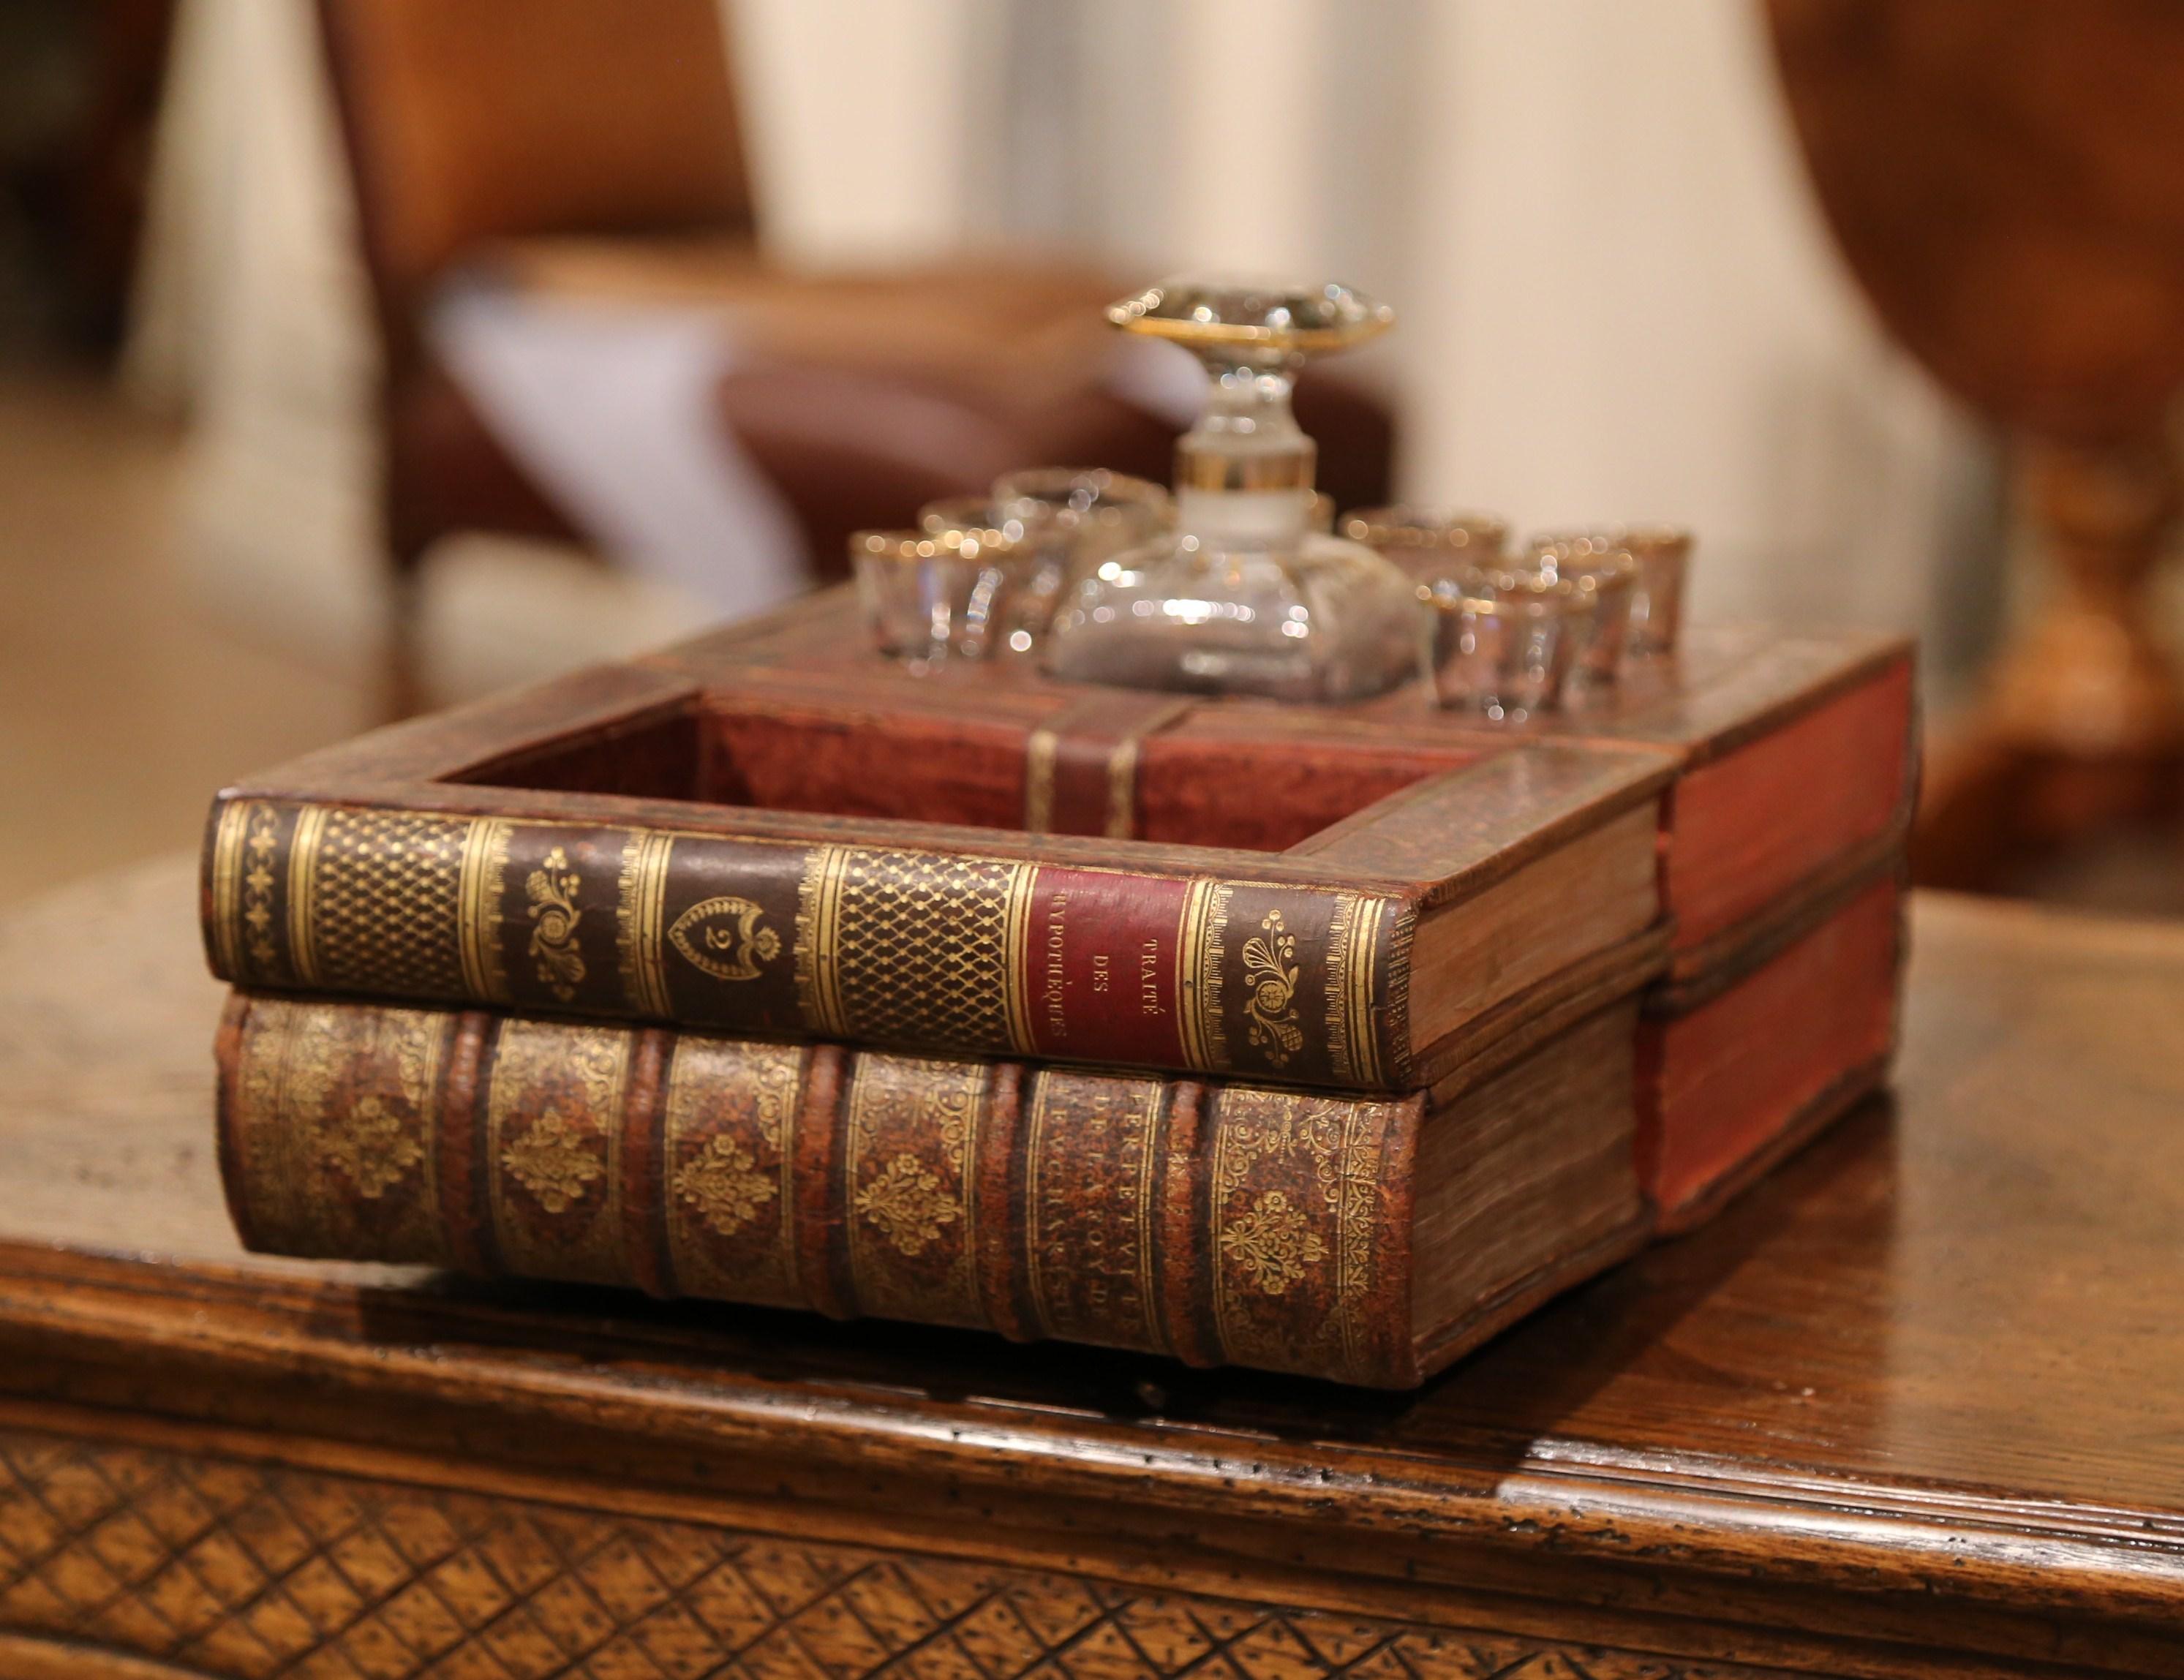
4;856;2183;1673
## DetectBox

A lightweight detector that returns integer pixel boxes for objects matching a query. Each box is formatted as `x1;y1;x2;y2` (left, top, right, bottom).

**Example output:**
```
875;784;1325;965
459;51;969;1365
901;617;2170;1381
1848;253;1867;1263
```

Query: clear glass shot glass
1425;560;1594;721
916;498;1055;660
1525;532;1638;698
1341;506;1510;587
1617;526;1692;659
988;467;1175;598
851;523;1033;671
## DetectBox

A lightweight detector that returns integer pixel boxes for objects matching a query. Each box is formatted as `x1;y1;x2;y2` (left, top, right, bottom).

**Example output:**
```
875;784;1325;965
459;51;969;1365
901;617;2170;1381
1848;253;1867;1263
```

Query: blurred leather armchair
320;0;754;570
316;0;1395;715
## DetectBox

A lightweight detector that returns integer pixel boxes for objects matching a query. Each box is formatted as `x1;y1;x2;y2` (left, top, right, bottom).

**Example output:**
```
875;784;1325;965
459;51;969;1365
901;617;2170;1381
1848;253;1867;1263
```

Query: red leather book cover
1638;869;1905;1229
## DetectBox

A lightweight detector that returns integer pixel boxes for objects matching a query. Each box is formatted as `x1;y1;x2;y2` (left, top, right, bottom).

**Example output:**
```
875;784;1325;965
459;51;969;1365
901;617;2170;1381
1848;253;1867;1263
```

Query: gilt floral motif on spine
205;801;1409;1087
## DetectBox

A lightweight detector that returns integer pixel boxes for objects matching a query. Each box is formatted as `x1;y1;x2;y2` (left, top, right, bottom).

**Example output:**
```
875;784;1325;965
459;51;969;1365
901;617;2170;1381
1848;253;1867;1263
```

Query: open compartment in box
448;682;1509;854
615;603;1916;930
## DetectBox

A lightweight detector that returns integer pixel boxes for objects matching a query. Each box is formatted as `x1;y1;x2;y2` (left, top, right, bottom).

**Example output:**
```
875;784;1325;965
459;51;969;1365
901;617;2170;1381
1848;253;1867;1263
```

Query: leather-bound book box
201;587;1913;1379
630;602;1916;1229
216;927;1668;1389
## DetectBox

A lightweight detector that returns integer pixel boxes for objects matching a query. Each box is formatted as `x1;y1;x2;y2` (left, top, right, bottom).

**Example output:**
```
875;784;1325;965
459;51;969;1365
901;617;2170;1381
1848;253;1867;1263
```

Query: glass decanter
1042;277;1428;702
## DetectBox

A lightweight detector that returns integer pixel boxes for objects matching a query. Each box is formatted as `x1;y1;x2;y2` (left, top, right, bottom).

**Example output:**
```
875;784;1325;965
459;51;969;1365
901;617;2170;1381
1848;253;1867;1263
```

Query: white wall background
1395;1;1991;647
132;0;1998;698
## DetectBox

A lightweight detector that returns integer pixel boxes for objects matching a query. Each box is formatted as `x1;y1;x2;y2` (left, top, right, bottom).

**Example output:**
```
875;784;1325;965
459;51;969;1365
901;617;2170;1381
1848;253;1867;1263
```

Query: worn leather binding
1639;852;1908;1232
216;936;1662;1387
202;745;1670;1091
200;590;1913;1095
1020;690;1197;837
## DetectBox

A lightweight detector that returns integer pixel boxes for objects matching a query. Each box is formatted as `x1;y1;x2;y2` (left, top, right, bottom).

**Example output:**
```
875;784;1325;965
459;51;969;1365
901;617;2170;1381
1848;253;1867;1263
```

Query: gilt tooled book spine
215;992;1425;1387
202;799;1413;1088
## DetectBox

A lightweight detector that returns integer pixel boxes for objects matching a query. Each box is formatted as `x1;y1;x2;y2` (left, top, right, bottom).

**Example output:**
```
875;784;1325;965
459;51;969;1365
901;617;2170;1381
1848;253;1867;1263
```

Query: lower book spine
217;992;1426;1386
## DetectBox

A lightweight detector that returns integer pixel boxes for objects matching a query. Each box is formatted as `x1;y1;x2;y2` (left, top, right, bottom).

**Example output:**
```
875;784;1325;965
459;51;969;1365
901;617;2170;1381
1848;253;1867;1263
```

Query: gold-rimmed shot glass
1340;505;1510;585
988;467;1175;596
1424;557;1596;720
851;521;1034;671
916;497;1057;660
1617;525;1692;659
1524;531;1638;696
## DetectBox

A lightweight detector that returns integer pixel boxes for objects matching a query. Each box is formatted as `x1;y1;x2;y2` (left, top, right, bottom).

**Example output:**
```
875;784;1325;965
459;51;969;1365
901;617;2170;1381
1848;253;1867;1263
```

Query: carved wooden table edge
0;1401;1889;1680
0;1239;2180;1679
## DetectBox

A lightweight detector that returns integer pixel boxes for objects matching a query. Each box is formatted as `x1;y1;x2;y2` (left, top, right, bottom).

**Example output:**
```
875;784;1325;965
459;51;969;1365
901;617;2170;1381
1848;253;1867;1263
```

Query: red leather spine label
1020;867;1189;1069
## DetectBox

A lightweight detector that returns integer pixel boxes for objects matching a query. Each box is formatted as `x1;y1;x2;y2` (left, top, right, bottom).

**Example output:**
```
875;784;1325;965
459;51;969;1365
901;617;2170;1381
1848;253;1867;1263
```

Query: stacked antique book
203;593;1913;1386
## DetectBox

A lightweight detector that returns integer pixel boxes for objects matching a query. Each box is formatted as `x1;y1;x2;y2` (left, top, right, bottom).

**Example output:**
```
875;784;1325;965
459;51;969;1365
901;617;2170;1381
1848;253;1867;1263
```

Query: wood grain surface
2;859;2183;1674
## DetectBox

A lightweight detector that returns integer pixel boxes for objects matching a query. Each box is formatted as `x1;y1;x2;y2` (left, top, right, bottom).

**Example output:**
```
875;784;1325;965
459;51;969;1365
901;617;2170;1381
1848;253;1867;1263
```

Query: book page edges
1409;1000;1646;1358
1404;804;1663;1058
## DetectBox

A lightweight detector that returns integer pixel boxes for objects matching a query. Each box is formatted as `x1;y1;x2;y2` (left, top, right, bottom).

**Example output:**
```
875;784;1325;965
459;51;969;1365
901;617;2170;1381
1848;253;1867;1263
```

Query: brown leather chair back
317;0;754;332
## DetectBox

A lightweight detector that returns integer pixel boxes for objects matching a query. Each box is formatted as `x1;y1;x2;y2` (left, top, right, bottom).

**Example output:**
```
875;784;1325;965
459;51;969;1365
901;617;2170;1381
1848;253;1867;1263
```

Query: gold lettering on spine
1023;1070;1164;1349
456;818;513;1003
1325;892;1387;1089
843;1054;987;1327
794;845;852;1036
285;805;330;986
208;800;253;979
486;1020;632;1285
1132;1082;1162;1334
1040;892;1072;1040
1176;880;1232;1071
615;830;677;1017
1023;726;1058;832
